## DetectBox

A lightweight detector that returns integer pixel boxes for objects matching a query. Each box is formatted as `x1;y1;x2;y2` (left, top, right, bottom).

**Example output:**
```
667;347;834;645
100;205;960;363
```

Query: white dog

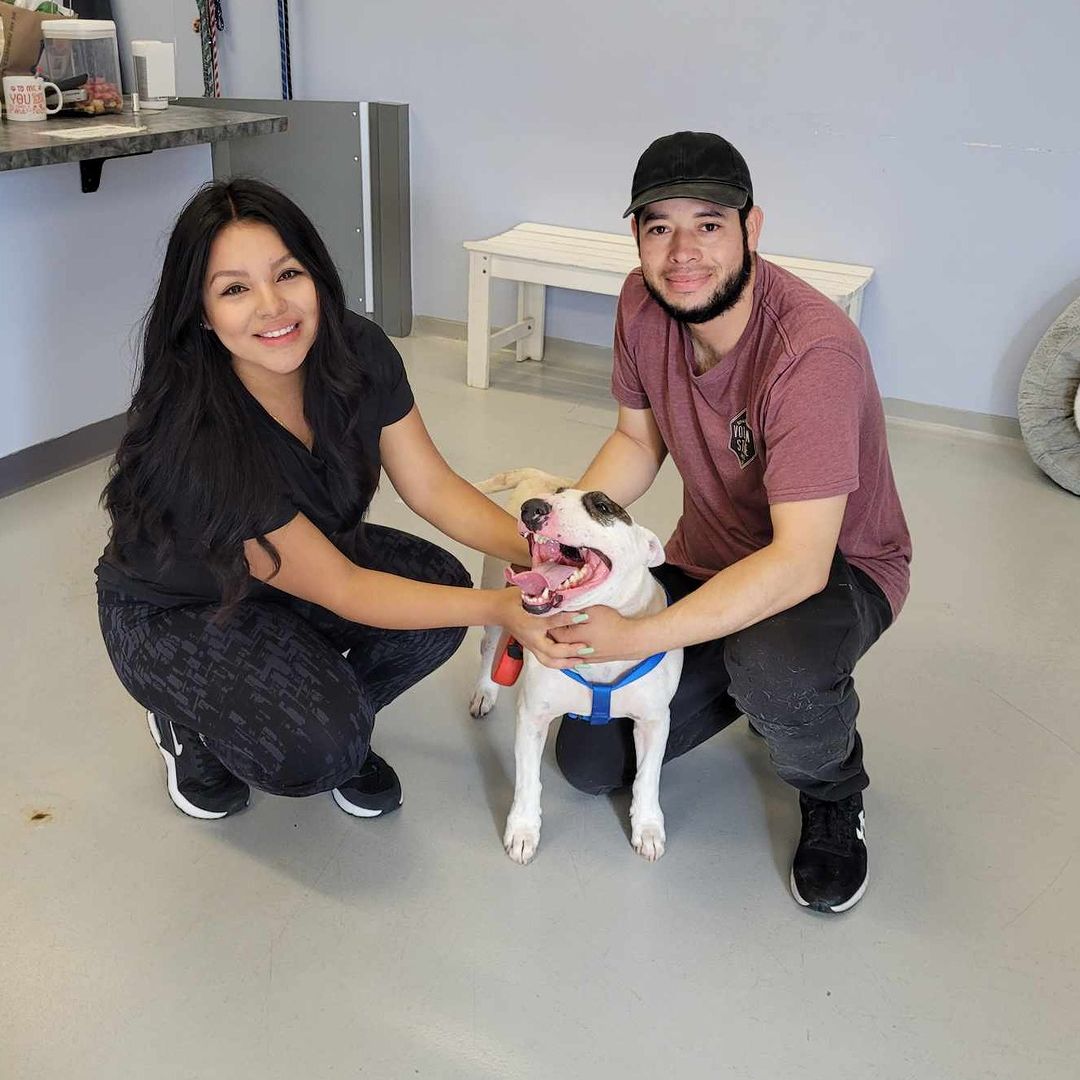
470;472;683;865
469;468;574;721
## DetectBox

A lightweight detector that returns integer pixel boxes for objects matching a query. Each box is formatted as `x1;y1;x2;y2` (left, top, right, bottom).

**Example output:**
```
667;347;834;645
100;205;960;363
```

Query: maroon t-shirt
612;258;911;618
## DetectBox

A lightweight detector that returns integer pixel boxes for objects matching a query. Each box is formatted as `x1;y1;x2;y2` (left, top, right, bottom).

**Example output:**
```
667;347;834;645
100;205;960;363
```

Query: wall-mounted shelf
0;98;286;192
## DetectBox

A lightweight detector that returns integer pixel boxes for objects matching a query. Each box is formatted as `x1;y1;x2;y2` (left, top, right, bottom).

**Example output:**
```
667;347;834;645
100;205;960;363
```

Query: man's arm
551;494;848;660
576;404;668;506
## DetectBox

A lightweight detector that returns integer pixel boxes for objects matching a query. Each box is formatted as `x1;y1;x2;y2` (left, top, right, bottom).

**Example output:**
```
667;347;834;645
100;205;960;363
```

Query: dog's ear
639;526;666;568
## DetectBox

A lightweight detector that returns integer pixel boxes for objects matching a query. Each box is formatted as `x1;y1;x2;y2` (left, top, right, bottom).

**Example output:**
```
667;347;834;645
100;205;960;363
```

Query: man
551;131;911;913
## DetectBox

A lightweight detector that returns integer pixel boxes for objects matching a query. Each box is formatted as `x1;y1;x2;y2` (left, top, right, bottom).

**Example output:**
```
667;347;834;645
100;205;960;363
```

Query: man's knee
554;717;634;796
724;619;849;727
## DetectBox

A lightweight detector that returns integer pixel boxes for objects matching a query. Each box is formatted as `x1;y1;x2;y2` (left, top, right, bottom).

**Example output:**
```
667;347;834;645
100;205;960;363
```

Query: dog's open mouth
505;534;612;615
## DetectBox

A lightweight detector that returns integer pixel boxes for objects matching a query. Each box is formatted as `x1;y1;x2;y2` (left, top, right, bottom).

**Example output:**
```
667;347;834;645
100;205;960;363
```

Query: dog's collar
561;584;670;726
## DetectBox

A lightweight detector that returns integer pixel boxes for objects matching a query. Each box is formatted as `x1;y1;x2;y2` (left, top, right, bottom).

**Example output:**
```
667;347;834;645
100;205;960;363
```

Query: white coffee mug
3;75;63;122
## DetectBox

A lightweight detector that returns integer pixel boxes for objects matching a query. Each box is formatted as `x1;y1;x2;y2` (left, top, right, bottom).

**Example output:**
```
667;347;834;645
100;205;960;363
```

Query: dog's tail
474;468;564;494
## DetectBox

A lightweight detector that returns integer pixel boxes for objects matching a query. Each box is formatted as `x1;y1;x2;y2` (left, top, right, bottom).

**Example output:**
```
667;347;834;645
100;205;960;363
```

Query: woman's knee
430;548;472;590
359;526;472;589
435;622;468;660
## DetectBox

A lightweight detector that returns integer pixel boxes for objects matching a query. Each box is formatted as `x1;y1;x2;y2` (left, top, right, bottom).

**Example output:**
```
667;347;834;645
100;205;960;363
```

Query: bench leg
516;282;546;363
845;289;865;328
467;253;492;388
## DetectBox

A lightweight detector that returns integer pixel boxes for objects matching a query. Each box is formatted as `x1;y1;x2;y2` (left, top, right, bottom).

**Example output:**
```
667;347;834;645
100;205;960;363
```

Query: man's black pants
555;551;893;802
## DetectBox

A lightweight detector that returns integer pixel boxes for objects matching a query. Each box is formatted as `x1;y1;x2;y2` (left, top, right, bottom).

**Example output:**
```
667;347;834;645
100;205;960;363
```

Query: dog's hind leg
503;705;554;865
628;710;671;861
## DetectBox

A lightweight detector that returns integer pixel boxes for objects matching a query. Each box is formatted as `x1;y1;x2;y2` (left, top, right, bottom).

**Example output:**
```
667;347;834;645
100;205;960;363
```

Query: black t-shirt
95;312;414;607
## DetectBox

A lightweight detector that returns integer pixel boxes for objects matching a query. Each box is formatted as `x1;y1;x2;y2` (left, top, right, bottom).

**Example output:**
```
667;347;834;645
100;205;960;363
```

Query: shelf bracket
79;149;154;193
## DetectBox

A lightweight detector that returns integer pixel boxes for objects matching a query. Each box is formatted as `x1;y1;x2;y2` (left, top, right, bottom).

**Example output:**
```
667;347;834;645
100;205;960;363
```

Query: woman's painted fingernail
571;613;589;624
577;646;595;656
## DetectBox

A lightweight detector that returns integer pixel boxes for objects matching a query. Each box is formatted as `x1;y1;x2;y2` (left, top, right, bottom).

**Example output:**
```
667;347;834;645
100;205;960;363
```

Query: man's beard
642;232;753;325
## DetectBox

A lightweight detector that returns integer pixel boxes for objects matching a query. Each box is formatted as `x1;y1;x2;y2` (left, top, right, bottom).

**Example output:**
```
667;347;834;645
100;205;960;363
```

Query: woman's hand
546;604;651;663
492;587;592;670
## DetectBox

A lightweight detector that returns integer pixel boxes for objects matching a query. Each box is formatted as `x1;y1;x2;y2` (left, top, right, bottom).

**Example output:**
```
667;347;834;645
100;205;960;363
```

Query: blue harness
561;587;671;725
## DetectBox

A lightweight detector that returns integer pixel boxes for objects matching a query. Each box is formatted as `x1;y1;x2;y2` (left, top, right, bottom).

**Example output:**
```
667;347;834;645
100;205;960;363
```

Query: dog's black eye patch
582;491;631;526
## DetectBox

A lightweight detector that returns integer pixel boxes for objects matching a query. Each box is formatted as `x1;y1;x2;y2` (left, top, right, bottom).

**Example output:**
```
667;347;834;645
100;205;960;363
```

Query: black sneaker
331;751;402;818
790;791;868;913
146;711;250;819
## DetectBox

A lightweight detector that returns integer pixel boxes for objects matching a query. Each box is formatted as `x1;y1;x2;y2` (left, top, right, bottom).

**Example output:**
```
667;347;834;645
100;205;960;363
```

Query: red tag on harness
492;631;524;686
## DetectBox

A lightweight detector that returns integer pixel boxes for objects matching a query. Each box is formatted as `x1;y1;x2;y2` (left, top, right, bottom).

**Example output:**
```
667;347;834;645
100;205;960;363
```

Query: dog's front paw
631;821;666;862
469;682;498;718
503;819;541;865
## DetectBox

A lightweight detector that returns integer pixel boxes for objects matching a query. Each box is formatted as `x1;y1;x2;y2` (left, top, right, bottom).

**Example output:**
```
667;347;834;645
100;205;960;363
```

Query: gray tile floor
2;333;1078;1079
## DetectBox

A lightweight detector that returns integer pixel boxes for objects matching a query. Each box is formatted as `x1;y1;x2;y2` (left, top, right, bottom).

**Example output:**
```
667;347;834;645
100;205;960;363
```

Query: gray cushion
1018;295;1080;495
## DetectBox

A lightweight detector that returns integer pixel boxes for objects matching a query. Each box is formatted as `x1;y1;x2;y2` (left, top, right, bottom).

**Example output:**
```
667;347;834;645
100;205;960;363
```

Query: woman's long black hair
102;178;377;613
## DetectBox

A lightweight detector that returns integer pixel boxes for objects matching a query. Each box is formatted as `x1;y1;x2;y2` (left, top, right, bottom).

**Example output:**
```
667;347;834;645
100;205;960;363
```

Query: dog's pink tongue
505;563;576;593
505;567;548;594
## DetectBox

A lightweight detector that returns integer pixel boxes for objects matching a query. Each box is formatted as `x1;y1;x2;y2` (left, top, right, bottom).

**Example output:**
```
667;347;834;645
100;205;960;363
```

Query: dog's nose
521;499;551;532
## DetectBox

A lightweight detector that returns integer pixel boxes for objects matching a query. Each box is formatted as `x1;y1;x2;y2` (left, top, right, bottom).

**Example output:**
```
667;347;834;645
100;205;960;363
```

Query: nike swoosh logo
169;721;183;756
856;810;866;841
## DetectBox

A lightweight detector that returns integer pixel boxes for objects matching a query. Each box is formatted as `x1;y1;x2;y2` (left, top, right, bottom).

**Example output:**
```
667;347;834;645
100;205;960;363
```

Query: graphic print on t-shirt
729;408;757;468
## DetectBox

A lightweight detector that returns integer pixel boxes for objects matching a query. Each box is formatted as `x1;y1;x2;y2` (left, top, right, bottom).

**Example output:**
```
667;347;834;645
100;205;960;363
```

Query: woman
97;178;585;821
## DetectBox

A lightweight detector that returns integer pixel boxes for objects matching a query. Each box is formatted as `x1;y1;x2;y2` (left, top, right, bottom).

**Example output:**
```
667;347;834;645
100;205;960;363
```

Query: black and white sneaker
146;711;250;820
332;751;403;818
790;791;868;913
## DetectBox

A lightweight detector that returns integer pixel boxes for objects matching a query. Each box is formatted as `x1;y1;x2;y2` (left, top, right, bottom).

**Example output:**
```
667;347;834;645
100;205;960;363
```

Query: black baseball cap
623;131;753;218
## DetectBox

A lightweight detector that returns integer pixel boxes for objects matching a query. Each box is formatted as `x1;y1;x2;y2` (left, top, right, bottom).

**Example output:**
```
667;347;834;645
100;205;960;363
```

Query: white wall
292;0;1080;418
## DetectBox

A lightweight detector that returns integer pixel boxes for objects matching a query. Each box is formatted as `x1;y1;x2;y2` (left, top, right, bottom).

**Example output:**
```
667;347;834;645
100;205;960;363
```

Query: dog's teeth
564;565;586;588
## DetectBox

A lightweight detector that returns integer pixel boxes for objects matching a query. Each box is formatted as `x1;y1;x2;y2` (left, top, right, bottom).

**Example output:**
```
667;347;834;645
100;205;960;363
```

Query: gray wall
0;0;211;460
295;0;1080;418
0;0;287;459
114;0;286;100
0;143;210;458
5;0;1076;459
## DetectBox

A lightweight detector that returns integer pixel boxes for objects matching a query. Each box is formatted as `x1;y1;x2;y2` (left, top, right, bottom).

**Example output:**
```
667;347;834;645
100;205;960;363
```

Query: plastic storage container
38;20;123;116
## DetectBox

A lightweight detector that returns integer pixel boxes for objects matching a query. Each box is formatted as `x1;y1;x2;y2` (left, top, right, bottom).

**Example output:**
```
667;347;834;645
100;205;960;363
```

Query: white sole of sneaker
146;711;229;821
330;788;403;818
790;867;869;913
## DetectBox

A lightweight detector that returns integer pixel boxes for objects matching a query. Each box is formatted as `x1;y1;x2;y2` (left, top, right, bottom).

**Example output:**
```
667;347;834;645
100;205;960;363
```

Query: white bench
462;222;874;389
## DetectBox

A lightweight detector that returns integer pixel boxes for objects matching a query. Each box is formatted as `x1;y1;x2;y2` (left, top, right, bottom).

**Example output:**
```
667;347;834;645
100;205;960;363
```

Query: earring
201;321;211;330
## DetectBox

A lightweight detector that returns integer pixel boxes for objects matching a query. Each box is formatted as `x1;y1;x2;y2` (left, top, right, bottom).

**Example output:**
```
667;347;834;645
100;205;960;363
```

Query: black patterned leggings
97;525;471;797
